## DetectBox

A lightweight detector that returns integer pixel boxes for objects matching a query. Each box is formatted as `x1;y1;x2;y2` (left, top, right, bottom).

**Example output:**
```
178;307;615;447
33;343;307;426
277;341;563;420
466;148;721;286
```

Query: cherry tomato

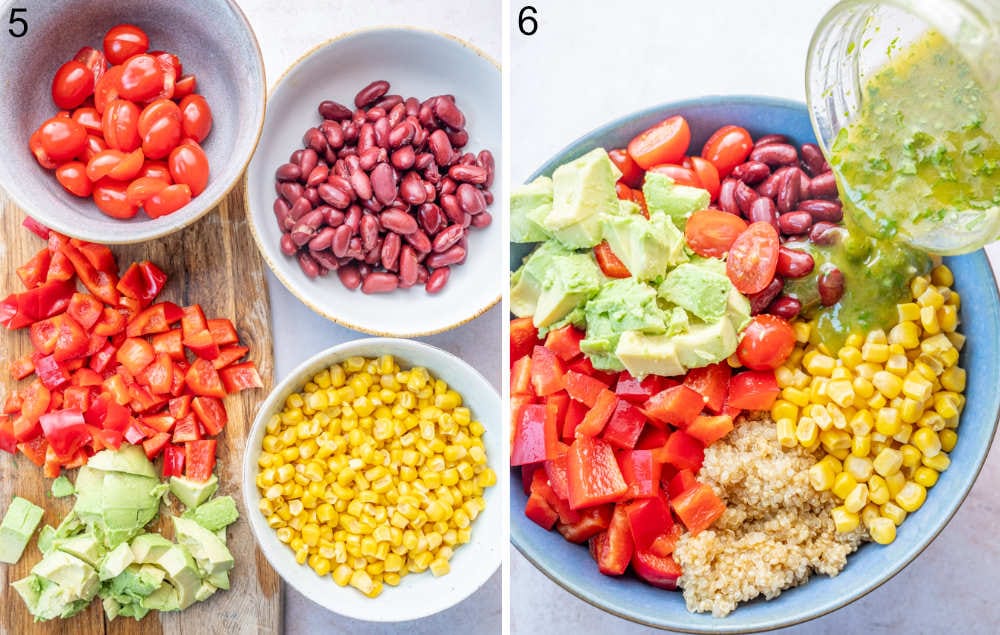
684;209;749;258
179;94;213;143
92;179;139;219
102;99;141;151
138;98;182;159
701;125;753;178
149;50;182;78
144;183;191;218
647;164;701;188
608;147;643;188
29;128;59;169
736;314;796;370
173;75;197;100
168;141;209;196
627;115;690;170
51;61;95;110
86;149;127;181
71;107;102;134
102;24;150;65
139;160;173;182
79;135;108;163
117;54;164;102
94;65;124;114
108;148;144;181
55;162;93;197
126;176;169;205
727;221;780;295
73;46;107;85
686;156;721;201
38;117;88;162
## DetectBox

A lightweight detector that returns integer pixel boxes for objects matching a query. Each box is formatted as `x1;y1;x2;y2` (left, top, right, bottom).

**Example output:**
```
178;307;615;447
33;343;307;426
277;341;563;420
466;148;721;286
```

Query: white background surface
511;1;1000;634
238;1;501;633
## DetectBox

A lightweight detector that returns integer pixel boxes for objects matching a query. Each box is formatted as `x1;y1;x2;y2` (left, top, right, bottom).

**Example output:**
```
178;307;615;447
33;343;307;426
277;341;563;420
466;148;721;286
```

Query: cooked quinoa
673;414;867;617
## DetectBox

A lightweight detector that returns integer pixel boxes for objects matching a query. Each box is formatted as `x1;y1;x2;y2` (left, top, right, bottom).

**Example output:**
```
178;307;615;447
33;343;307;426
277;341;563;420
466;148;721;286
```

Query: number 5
9;7;28;38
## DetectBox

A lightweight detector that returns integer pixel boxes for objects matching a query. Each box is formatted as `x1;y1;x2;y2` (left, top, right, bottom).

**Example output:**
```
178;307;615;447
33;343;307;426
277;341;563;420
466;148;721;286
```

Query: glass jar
805;0;1000;254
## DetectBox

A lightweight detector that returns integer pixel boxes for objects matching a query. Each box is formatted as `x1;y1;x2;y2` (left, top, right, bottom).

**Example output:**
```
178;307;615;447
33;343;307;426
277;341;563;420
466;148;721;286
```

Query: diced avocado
672;317;739;369
513;242;605;328
12;574;91;621
195;581;218;602
37;525;56;555
72;466;106;520
580;278;668;370
659;263;733;322
138;562;166;588
205;568;230;591
99;542;136;581
544;305;586;335
140;581;179;612
53;534;105;569
30;550;100;602
615;331;686;379
41;510;84;554
726;287;752;332
666;306;691;336
51;476;74;498
0;496;44;564
601;213;687;281
130;533;173;563
643;172;711;225
545;148;621;232
547;217;604;250
103;596;122;621
510;176;553;243
509;267;541;318
181;496;239;532
155;545;202;610
687;254;728;276
95;472;165;548
87;445;157;478
172;516;234;578
169;474;219;510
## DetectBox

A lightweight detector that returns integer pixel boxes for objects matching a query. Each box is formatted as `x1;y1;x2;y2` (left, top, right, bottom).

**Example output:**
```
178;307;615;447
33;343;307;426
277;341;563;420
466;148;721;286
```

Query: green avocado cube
169;474;219;510
181;496;239;532
50;476;74;498
659;263;733;322
511;176;553;243
0;496;44;564
643;171;711;225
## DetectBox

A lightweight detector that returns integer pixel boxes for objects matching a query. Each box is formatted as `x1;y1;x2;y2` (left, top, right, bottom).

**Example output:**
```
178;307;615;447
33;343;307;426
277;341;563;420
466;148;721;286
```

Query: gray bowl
0;0;265;243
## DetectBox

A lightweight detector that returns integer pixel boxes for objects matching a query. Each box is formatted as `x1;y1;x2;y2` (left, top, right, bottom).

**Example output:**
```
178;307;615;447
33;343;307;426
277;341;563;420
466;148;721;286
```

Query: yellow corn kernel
795;417;819;447
808;461;836;491
842;455;873;482
775;418;797;448
938;305;958;333
919;305;940;334
771;400;799;423
851;434;871;458
869;516;897;544
837;346;863;369
880;502;907;527
874;408;901;436
820;429;851;454
939;429;958;453
922;452;951;472
939;366;966;393
910;427;941;458
825;380;855;408
871;372;902;399
804;352;836;376
844;483;869;513
782;387;811;408
831;506;859;533
868;474;890;505
831;472;858;500
873;448;903;477
861;342;890;364
884;471;906;499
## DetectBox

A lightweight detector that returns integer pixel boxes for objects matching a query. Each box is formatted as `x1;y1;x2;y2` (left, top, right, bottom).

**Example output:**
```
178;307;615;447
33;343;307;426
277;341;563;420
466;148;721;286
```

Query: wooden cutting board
0;185;282;635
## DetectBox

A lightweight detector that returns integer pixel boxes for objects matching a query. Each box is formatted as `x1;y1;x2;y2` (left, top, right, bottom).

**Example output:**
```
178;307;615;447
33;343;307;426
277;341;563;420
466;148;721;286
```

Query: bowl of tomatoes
510;96;1000;631
0;0;265;243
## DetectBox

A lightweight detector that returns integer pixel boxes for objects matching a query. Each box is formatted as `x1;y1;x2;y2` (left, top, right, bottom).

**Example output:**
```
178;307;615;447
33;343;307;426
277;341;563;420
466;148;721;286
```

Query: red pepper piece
589;503;634;576
642;384;705;428
510;317;540;366
683;362;731;414
618;448;662;499
543;324;584;362
601;399;647;449
185;438;217;481
567;435;628;509
564;370;610;408
219;362;263;393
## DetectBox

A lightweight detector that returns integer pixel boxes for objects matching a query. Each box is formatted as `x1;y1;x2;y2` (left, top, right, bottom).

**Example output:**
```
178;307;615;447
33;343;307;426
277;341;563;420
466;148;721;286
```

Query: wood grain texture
0;185;281;635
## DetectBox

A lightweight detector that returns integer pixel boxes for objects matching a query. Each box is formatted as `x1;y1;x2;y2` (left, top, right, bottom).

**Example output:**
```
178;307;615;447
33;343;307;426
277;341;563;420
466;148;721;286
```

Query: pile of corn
255;355;496;598
771;265;965;545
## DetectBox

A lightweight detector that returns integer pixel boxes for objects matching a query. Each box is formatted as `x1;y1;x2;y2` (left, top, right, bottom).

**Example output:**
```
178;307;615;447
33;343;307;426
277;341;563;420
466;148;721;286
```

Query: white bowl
242;338;503;621
246;28;502;336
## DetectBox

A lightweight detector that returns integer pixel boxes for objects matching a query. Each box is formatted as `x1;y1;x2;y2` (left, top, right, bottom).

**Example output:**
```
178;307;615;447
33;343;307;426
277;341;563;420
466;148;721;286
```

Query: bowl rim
243;25;501;337
0;0;268;245
241;336;502;621
509;94;1000;633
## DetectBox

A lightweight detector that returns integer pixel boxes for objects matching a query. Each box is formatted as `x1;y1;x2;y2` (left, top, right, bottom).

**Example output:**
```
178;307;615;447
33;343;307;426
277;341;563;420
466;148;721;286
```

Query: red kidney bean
798;199;843;223
433;96;465;129
425;267;449;293
318;182;352;209
423;162;441;184
399;246;418;286
273;198;293;227
358;123;376;152
439;194;464;224
799;170;812;199
280;234;297;256
391;146;416;170
432;224;464;253
818;267;845;306
416;265;429;284
354;80;390;108
303;187;320;207
297;252;320;278
767;296;801;320
345;205;363;233
750;142;798;167
322;207;345;227
279;182;304;205
478;150;495;188
387;103;406;128
380;209;418;235
360;214;380;252
448;164;488;184
457;183;486;215
358;272;397;294
374;94;403;111
757;166;791;199
399;172;427;205
438;178;457;197
366;107;386;122
734;180;759;215
718;178;739;214
341;121;358;143
427;129;452;166
357;262;371;278
471;210;492;228
447;129;469;148
319;100;353;121
303;128;327;154
332;225;352;258
748;197;779;230
418;203;445;235
731;161;770;185
809;221;844;245
418;104;435;129
306;165;329;187
373;117;390;148
370;163;397;205
312;250;339;271
298;148;318;174
800;143;830;176
308;226;336;251
276;163;301;182
324;147;338;165
778;211;813;235
381;232;401;271
320;120;344;150
388;121;414;148
404;97;420;117
776;246;815;278
346;237;364;260
809;172;839;199
425;245;466;269
290;196;313;221
776;167;803;213
747;277;785;315
754;134;788;147
348;170;371;202
358;146;381;172
405;229;432;254
290;225;313;247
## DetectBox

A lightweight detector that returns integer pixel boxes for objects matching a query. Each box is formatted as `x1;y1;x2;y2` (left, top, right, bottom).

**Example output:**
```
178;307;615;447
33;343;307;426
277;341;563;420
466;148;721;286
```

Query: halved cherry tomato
167;141;208;196
149;50;182;79
102;99;141;151
126;176;169;205
726;221;780;295
685;156;721;201
52;61;95;110
38;117;88;162
92;179;139;219
93;64;124;114
701;125;753;178
647;164;700;188
117;54;165;102
737;315;796;370
173;75;197;100
73;46;107;86
55;162;93;197
608;147;643;188
86;150;127;182
103;24;150;65
684;209;748;258
627;115;690;170
593;241;630;278
29;128;59;169
139;160;173;182
78;135;108;163
144;184;191;218
107;148;144;181
71;107;103;135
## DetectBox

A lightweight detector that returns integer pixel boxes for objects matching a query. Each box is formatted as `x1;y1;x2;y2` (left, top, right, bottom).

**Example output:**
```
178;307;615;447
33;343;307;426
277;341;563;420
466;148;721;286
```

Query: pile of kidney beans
273;80;495;294
718;135;846;319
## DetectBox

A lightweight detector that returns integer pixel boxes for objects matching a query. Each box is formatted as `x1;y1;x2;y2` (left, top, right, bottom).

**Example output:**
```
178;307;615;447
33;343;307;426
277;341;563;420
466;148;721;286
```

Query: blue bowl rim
509;95;1000;632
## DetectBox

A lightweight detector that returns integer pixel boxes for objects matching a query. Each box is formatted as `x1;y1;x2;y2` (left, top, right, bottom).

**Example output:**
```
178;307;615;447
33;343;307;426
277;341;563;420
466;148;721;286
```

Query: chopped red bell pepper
180;304;209;339
634;425;669;450
191;396;227;436
39;409;90;457
555;503;613;543
10;353;35;380
142;432;171;459
624;493;674;550
566;434;628;509
16;248;51;289
207;318;239;346
0;280;76;329
525;491;559;530
212;345;249;370
162;444;186;477
566;355;618;385
510;403;557;466
530;345;565;397
138;352;174;395
560;398;588;442
530;466;579;525
601;399;647;449
0;415;17;453
727;370;780;410
647;524;684;558
70;239;117;275
171;415;202;443
22;216;51;240
511;355;533;396
62;386;93;411
546;391;569;435
219;362;263;393
185;439;217;481
656;429;705;472
67;293;104;330
685;414;734;446
564;370;610;408
642;384;705;428
116;261;167;304
17;436;49;466
574;389;618;437
593;241;631;278
126;302;184;337
116;337;155;376
544;324;584;362
31;314;90;362
671;481;726;535
182;328;220;360
544;449;571;502
615;372;670;404
46;251;74;283
589;503;634;576
151;328;185;361
185;359;227;399
140;413;176;434
58;238;119;305
666;468;699;500
683;362;731;414
618;448;661;499
35;355;71;390
510;317;540;366
168;395;193;419
631;550;682;590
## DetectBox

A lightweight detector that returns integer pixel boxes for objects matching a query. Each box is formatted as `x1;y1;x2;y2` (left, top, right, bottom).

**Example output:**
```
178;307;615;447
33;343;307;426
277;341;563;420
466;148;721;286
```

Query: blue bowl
510;96;1000;632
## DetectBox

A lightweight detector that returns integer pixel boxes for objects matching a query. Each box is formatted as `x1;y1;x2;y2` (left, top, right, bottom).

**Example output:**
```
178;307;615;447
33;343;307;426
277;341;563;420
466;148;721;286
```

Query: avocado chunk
672;317;740;369
536;148;621;249
615;330;686;379
87;445;157;478
141;582;180;612
53;534;105;569
195;581;218;603
181;495;239;532
13;550;100;620
169;474;219;510
99;542;136;581
85;471;166;549
601;212;687;281
0;496;44;564
172;516;235;578
511;176;553;243
510;241;605;329
101;562;162;619
509;267;542;319
659;263;734;322
205;568;230;591
726;287;752;332
643;171;711;225
155;544;202;610
50;476;74;498
580;278;668;371
130;533;173;563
